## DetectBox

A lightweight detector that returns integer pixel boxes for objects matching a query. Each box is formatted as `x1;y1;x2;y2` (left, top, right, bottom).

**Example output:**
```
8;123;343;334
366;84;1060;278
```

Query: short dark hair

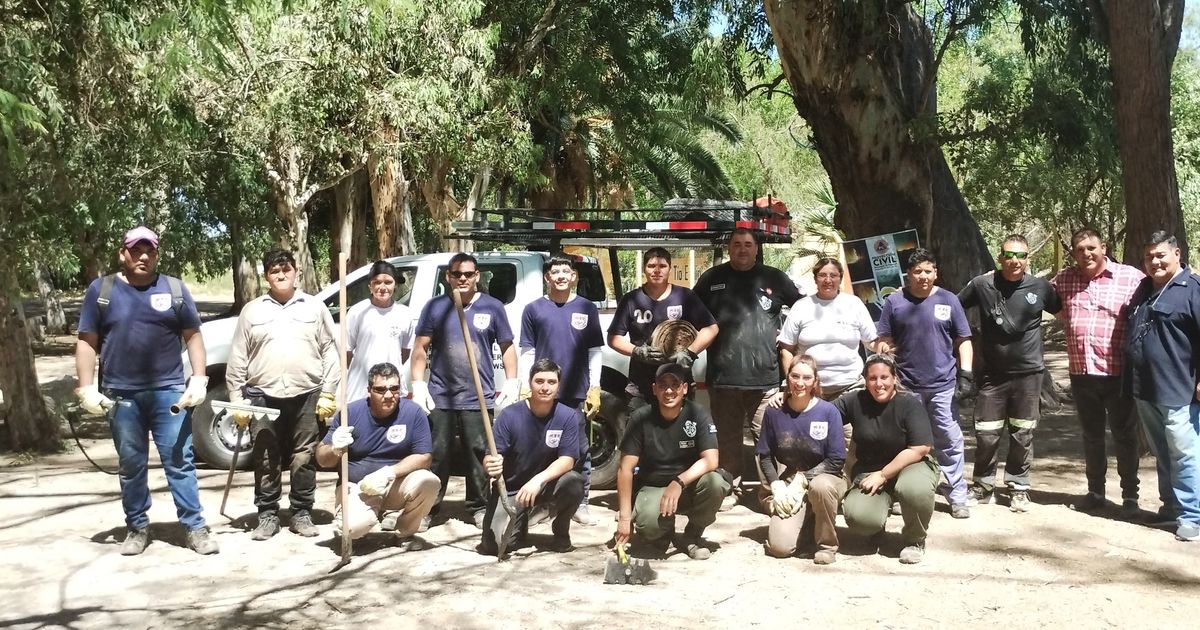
730;227;760;245
262;249;296;272
448;252;478;269
368;260;399;283
368;362;401;383
1001;234;1028;249
864;353;898;378
644;247;671;266
1146;231;1178;249
1070;227;1103;248
529;358;561;381
905;247;937;271
544;254;575;274
812;257;843;278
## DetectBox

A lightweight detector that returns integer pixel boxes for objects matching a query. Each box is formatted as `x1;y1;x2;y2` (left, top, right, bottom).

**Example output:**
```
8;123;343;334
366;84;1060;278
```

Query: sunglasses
370;385;402;394
1000;251;1029;260
449;270;478;279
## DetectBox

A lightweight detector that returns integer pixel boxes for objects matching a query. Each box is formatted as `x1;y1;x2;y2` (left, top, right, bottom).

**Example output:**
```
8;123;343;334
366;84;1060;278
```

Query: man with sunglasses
316;362;439;548
958;235;1061;512
411;253;518;529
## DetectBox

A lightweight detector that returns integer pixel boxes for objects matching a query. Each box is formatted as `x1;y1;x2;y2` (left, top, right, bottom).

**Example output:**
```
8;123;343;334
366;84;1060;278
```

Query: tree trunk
420;155;466;252
369;152;417;258
229;219;259;313
331;168;359;281
35;265;68;335
1107;0;1187;264
764;1;991;289
0;290;59;451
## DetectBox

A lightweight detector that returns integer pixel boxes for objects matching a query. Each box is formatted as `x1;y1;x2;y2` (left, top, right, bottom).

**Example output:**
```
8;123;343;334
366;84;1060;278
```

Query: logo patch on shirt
759;294;772;311
666;305;682;320
150;294;173;312
679;440;695;449
709;424;717;433
710;283;726;291
684;420;697;437
473;313;491;329
386;425;407;444
1025;292;1037;305
571;313;588;330
933;304;952;321
809;421;828;440
545;429;563;448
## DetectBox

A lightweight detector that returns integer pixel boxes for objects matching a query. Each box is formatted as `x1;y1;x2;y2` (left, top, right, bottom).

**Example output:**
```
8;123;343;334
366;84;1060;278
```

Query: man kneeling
615;363;730;560
316;362;440;549
481;359;584;556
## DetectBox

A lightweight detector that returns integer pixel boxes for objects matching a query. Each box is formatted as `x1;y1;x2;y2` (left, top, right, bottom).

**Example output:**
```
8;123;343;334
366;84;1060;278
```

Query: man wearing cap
75;226;217;555
315;362;439;548
346;260;415;402
226;249;341;540
614;363;730;560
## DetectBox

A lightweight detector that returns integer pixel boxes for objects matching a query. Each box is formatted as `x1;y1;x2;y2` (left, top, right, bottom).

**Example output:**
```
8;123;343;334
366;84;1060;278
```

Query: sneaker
719;494;739;512
572;504;598;526
968;485;994;507
251;513;281;541
418;514;432;533
121;528;149;556
472;510;486;530
1175;522;1200;542
950;503;971;519
289;512;319;537
899;543;925;564
1009;491;1031;513
813;549;837;565
547;534;574;553
1149;505;1179;526
395;535;426;552
527;505;552;527
186;526;219;555
380;511;400;532
1071;492;1106;513
680;541;712;560
1119;499;1142;521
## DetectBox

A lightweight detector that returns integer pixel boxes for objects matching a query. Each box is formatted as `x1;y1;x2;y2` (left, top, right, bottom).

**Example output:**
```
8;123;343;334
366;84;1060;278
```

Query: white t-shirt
777;293;877;388
345;299;416;401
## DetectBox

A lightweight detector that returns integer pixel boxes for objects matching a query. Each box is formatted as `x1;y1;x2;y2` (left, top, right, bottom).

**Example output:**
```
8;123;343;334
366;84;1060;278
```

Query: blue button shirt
1126;268;1200;407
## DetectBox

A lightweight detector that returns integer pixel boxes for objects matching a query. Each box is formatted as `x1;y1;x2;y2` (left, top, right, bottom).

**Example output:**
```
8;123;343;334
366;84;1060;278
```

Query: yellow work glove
315;391;337;421
583;386;602;421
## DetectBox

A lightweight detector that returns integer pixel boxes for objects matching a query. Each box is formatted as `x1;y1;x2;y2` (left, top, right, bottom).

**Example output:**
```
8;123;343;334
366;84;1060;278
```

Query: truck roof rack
448;200;791;250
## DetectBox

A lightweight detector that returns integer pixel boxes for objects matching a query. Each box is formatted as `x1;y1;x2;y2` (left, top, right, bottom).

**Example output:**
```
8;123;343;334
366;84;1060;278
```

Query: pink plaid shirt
1051;261;1145;376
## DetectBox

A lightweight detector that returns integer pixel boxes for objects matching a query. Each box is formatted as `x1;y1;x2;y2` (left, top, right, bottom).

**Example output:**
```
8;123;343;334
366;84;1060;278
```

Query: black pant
1069;375;1140;499
481;470;585;555
429;408;490;516
972;372;1041;490
249;389;319;514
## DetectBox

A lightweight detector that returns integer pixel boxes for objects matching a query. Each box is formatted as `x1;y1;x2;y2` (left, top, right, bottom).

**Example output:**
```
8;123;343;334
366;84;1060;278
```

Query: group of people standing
75;222;1200;563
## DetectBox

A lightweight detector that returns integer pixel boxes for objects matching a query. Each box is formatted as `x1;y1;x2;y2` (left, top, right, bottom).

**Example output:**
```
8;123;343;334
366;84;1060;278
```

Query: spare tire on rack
190;378;253;471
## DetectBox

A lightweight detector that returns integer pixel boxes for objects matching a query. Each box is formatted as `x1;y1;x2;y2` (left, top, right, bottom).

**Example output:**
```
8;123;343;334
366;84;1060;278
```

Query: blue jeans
916;388;969;505
1135;400;1200;527
106;385;205;531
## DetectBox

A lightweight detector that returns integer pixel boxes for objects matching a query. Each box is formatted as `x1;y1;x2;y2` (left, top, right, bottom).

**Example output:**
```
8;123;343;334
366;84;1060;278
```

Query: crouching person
615;363;730;560
315;362;439;549
481;359;584;556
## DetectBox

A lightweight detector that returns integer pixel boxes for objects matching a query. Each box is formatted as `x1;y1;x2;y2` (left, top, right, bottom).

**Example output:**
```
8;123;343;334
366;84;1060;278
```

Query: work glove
671;349;698;370
769;481;795;517
495;378;521;412
330;425;355;451
632;344;666;365
583;386;602;421
76;385;113;416
315;391;338;421
787;474;810;509
519;386;532;402
955;370;975;399
411;381;436;414
174;375;209;411
358;465;396;496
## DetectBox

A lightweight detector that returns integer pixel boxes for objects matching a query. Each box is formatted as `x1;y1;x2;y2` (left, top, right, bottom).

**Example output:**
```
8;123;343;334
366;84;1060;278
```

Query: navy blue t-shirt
755;400;846;482
608;285;716;395
493;401;581;490
77;274;202;390
416;293;513;409
520;296;604;401
877;288;972;393
323;398;433;483
1126;270;1200;407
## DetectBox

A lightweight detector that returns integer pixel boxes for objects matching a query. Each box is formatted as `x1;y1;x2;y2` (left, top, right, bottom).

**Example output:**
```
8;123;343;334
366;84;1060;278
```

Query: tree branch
296;153;367;207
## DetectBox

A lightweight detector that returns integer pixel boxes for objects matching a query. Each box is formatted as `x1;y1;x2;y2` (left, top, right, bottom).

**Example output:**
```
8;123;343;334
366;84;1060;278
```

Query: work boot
251;512;280;541
186;526;219;555
950;503;971;519
1119;499;1142;521
289;511;319;537
899;543;925;564
1071;492;1106;513
546;534;574;553
121;528;149;556
967;485;994;506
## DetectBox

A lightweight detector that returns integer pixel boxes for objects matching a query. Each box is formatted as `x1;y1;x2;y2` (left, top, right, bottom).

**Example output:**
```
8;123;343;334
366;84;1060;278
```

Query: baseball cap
123;226;159;249
654;362;691;383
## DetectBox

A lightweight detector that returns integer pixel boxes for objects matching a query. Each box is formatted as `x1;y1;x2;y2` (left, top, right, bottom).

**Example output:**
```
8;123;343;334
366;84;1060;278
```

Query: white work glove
330;425;354;451
174;376;209;410
411;381;435;414
787;474;810;510
495;378;521;412
358;465;396;497
76;385;113;416
769;480;795;517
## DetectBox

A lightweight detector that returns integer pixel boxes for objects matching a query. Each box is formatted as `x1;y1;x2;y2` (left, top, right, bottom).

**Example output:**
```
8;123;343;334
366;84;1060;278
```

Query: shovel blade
603;555;631;584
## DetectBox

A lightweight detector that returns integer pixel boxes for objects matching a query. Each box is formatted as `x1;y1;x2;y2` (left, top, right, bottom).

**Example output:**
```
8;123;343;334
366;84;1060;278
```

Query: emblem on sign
809;421;828;440
933;304;952;321
473;313;491;329
545;429;562;447
684;420;696;437
386;425;407;444
571;313;588;330
150;294;172;312
666;305;682;320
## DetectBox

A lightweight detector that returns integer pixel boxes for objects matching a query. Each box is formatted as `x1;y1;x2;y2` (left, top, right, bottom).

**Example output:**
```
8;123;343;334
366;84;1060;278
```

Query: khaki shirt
226;291;340;400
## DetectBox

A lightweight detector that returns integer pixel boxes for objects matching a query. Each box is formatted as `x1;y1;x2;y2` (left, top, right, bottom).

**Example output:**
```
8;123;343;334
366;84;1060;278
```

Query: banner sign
841;229;921;312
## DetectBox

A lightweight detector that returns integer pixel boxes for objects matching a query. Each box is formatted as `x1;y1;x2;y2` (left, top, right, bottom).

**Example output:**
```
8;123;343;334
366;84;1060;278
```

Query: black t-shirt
619;400;718;487
833;391;934;479
608;285;716;396
694;262;802;388
958;271;1062;376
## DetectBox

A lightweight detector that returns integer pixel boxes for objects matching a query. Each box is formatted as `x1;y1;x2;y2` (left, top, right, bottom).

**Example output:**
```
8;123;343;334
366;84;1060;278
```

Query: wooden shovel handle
450;288;509;498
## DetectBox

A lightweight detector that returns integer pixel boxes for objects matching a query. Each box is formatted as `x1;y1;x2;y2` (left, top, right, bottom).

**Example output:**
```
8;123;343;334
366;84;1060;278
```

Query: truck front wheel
587;389;630;490
190;380;253;471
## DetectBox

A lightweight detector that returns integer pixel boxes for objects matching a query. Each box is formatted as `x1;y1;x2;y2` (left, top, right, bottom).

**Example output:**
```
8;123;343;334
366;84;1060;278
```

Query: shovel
450;287;520;560
210;400;281;520
603;544;657;585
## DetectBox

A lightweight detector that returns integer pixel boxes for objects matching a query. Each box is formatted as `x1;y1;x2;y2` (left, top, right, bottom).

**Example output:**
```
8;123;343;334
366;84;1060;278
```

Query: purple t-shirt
607;285;716;395
416;293;513;410
877;288;971;393
323;398;432;483
520;296;604;401
755;400;846;482
77;274;202;390
493;401;582;490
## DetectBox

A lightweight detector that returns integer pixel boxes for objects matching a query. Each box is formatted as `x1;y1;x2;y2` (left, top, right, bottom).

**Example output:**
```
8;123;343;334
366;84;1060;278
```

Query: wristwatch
670;476;686;489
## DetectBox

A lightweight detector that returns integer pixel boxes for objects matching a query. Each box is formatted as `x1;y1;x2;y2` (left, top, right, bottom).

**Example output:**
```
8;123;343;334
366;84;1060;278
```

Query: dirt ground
3;301;1199;629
